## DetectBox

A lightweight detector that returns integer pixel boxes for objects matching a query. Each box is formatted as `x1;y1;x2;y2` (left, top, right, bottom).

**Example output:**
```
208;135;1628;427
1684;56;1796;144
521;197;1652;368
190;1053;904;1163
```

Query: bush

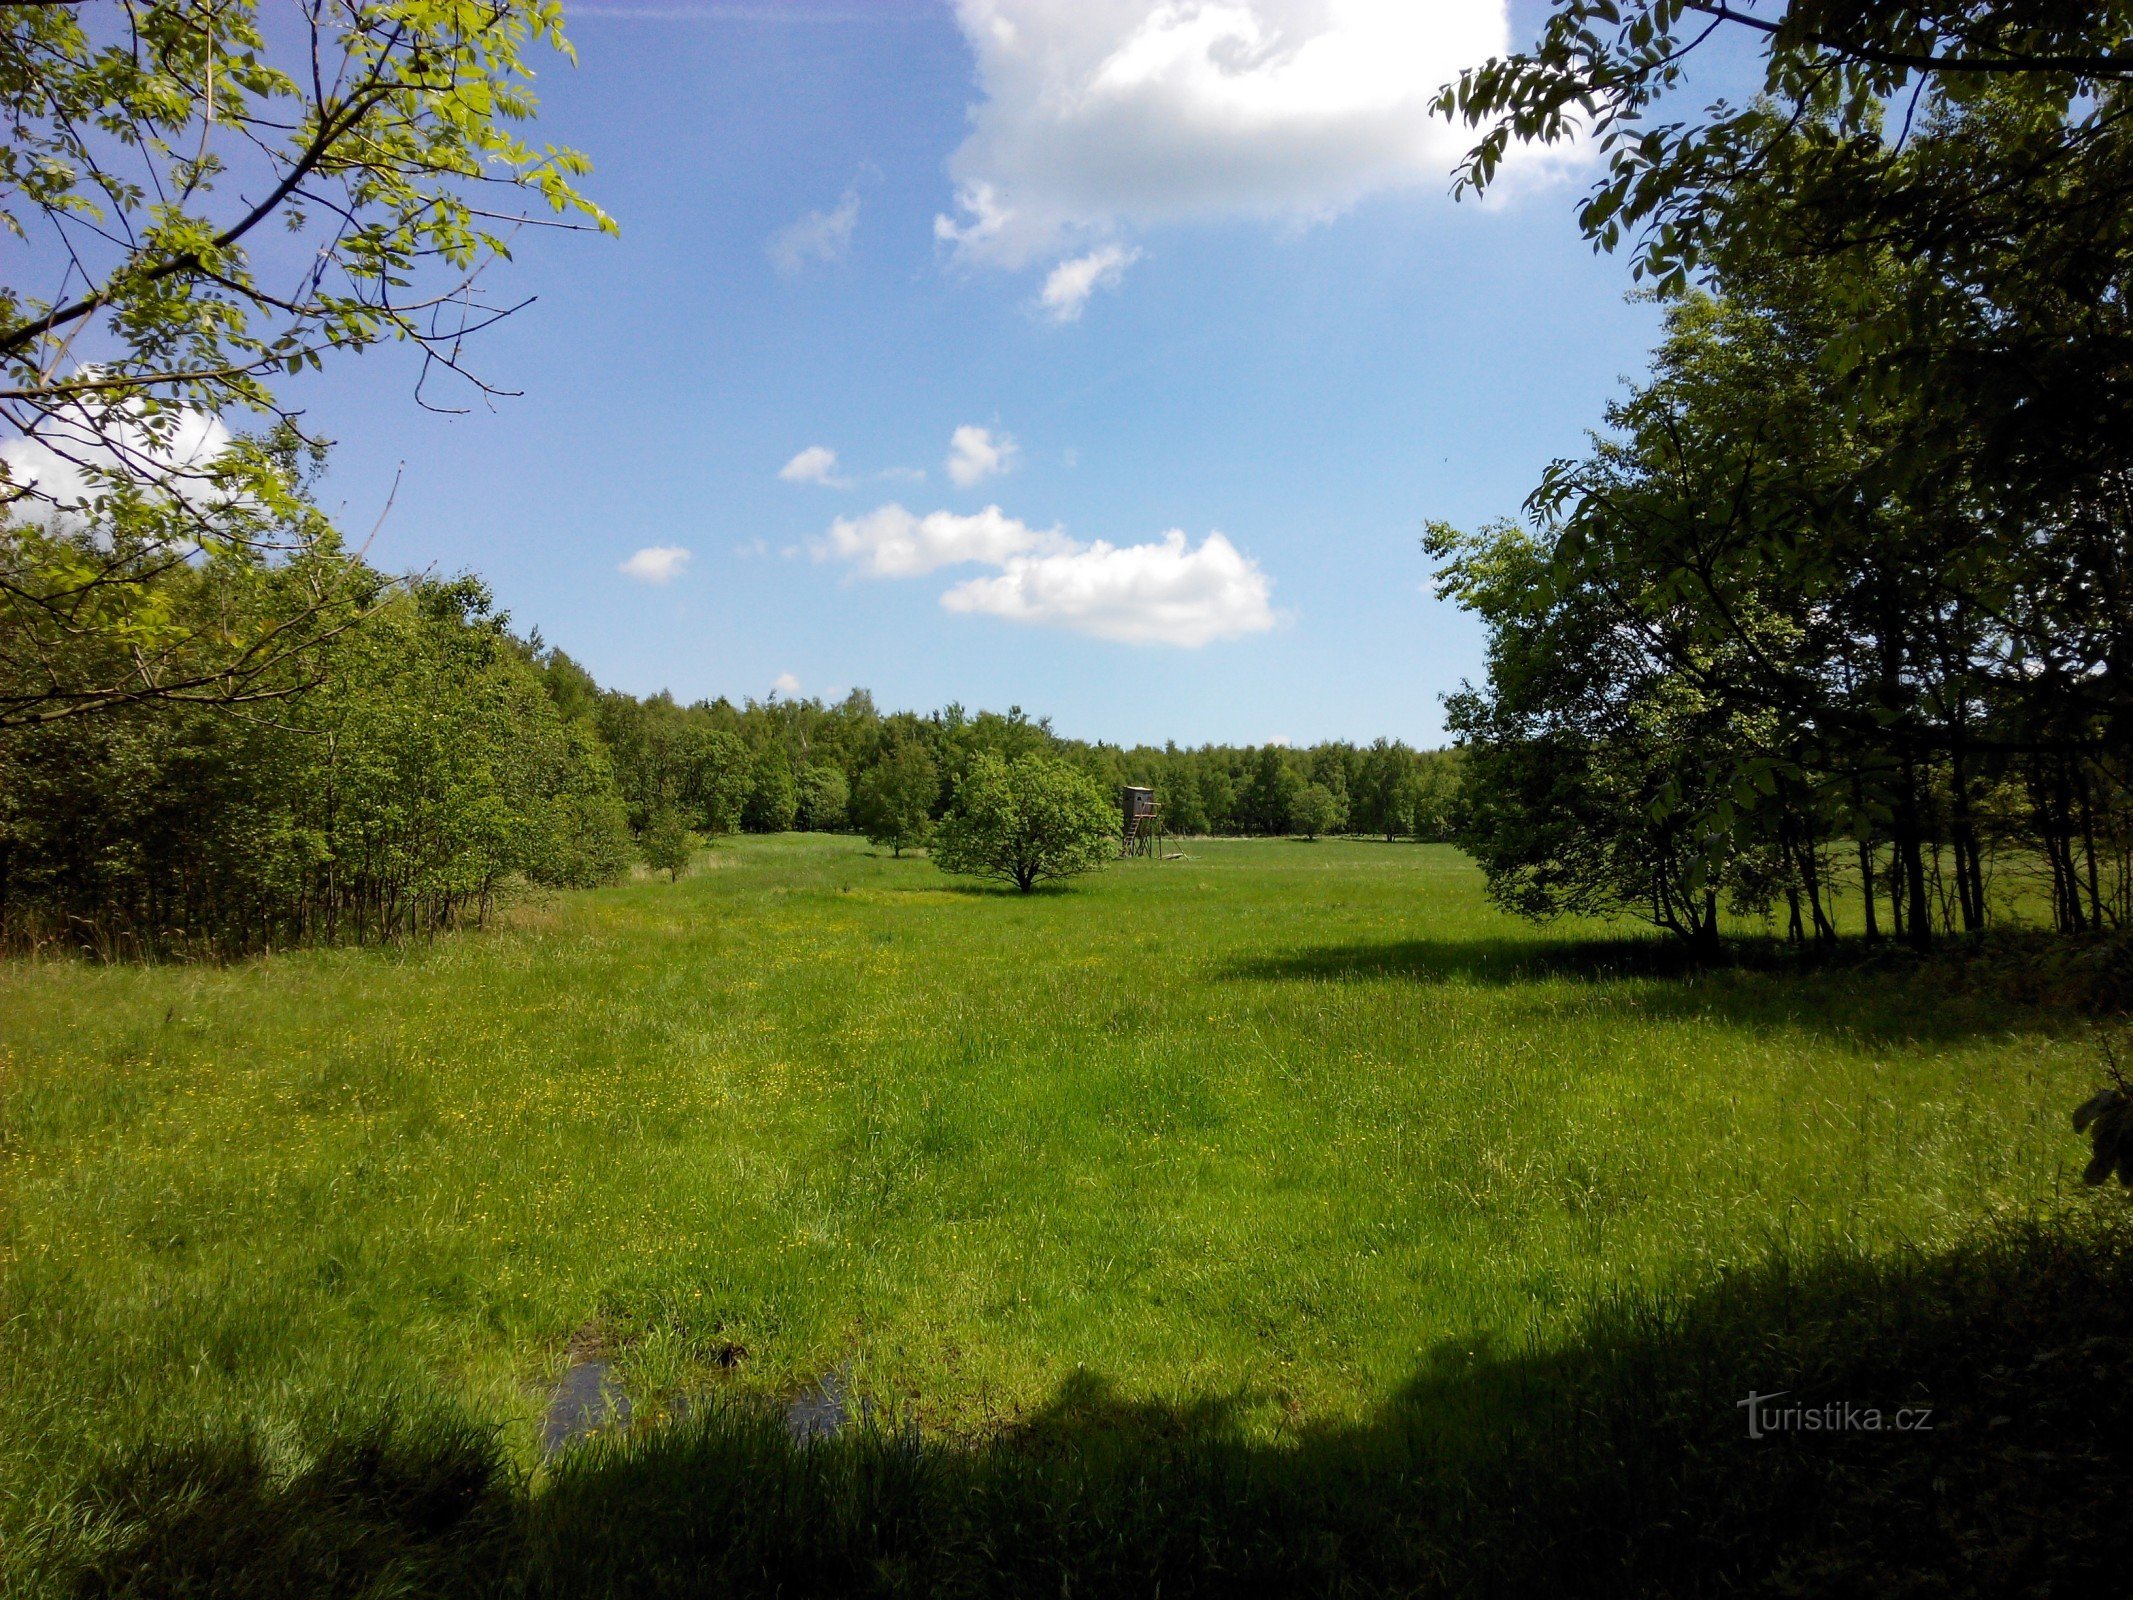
549;788;638;890
932;754;1115;893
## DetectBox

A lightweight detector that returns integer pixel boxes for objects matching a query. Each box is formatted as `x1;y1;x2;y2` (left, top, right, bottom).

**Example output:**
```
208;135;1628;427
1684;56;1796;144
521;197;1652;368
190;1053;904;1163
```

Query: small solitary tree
932;753;1115;893
642;806;695;882
1293;782;1346;841
854;740;938;856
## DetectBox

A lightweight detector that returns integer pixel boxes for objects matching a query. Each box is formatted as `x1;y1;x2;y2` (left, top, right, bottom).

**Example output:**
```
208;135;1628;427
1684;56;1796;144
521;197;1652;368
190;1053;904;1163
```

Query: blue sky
295;0;1690;748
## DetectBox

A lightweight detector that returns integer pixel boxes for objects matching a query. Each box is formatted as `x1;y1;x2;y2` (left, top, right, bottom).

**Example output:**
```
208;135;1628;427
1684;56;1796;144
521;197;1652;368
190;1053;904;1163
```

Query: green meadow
0;836;2119;1593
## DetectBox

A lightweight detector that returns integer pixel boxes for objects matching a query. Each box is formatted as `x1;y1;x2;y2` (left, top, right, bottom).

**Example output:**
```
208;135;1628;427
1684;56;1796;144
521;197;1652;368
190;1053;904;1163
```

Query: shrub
549;789;638;890
641;807;695;882
932;754;1115;893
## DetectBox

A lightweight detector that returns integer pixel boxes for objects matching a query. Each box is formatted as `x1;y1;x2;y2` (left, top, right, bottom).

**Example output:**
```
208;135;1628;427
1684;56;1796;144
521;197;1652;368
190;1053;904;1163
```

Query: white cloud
2;402;235;532
736;537;771;559
941;527;1275;646
768;190;861;275
946;424;1018;488
815;502;1062;577
814;492;1281;647
771;671;803;697
779;445;846;486
936;1;1560;275
620;545;692;584
780;446;929;488
1039;245;1142;321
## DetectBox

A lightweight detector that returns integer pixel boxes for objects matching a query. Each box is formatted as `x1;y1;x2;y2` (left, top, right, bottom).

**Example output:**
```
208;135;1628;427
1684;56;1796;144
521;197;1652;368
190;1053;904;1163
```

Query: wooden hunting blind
1121;786;1164;859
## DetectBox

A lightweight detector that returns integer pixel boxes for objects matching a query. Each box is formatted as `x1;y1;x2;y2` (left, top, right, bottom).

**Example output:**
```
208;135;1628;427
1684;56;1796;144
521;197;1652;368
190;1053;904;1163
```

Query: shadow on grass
1224;930;2131;1043
60;1412;513;1600
837;877;1064;901
44;1212;2133;1598
919;881;1090;900
1229;933;1704;986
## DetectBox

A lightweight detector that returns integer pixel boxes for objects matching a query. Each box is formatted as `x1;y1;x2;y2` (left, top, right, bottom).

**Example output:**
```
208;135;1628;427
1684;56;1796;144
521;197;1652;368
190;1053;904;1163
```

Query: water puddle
542;1357;631;1454
785;1367;853;1442
541;1345;870;1453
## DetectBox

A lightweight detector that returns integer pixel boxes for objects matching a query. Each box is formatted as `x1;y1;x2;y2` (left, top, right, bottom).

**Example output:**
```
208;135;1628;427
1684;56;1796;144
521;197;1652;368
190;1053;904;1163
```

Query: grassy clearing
0;836;2118;1592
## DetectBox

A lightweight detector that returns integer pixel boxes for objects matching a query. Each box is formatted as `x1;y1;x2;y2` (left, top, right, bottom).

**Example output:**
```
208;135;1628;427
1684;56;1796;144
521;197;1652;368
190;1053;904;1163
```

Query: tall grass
0;837;2117;1593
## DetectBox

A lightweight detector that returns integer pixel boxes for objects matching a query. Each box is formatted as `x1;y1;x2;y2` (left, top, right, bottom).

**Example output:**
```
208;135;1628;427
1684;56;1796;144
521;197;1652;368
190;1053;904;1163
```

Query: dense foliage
1434;2;2133;949
853;738;938;857
0;567;630;953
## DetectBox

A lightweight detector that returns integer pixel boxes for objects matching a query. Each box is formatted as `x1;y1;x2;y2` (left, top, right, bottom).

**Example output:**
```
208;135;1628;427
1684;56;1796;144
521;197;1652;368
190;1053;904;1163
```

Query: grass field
1;835;2122;1594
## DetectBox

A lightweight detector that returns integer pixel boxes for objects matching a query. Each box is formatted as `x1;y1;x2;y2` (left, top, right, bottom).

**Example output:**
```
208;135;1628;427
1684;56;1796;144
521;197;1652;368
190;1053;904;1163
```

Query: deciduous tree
1;0;607;725
641;806;694;883
932;753;1114;893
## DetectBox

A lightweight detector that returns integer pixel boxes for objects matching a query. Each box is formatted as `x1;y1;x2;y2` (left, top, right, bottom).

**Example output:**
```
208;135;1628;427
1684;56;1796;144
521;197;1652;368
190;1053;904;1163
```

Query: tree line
0;551;1456;953
570;664;1459;862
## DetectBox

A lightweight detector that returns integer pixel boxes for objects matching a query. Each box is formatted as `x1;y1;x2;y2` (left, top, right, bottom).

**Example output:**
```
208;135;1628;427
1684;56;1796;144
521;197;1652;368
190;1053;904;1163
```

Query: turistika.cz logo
1737;1390;1935;1440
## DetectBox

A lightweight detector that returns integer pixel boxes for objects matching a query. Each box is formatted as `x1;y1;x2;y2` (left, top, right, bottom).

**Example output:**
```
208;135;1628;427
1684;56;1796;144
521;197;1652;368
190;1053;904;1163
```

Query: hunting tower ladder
1121;786;1164;859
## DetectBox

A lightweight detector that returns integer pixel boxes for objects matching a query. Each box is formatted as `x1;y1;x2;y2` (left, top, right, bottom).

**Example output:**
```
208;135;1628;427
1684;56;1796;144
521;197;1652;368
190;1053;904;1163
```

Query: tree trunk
1695;888;1722;955
2079;767;2105;931
1903;828;1932;951
1895;759;1932;950
1949;744;1984;933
